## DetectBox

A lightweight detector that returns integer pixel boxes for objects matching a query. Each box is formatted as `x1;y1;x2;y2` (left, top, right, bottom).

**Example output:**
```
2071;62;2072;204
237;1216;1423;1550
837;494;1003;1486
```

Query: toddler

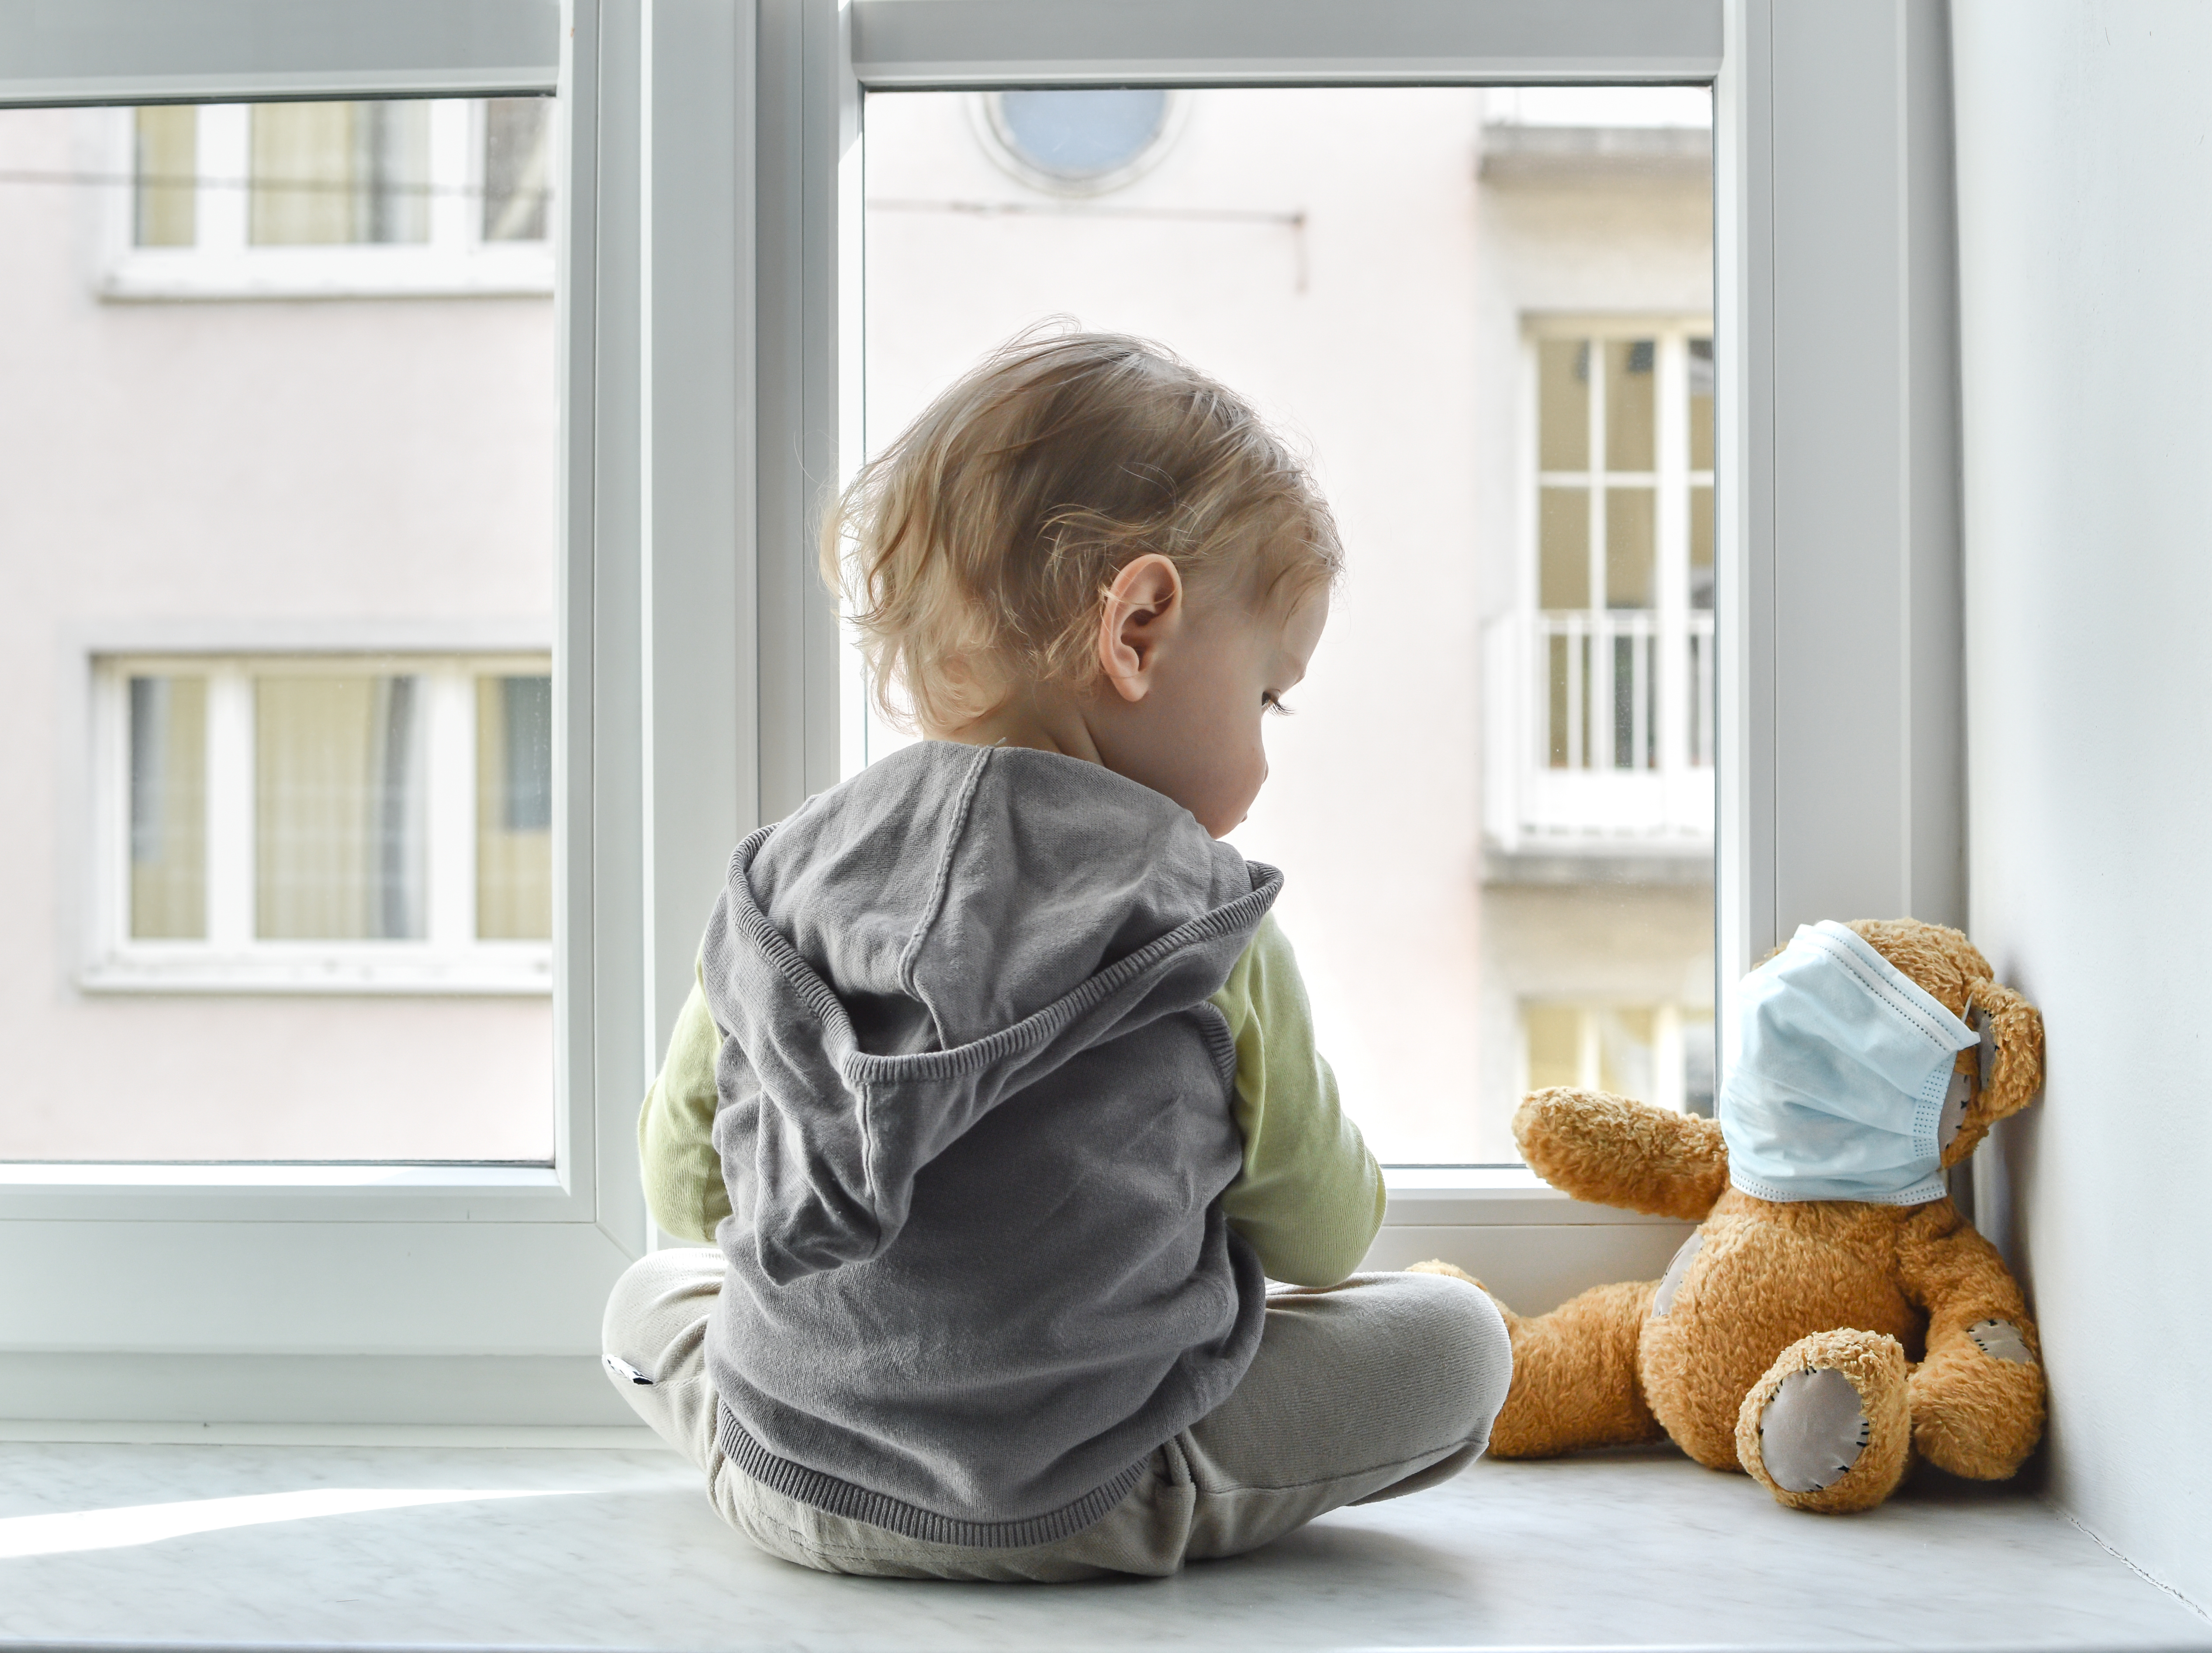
602;332;1511;1581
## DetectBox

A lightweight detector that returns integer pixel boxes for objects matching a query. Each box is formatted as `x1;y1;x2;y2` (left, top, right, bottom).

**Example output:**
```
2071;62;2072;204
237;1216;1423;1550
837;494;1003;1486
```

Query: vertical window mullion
204;665;254;949
1653;1003;1685;1112
423;665;478;951
1575;1008;1602;1090
1655;329;1689;782
428;97;472;252
197;104;249;253
1587;335;1612;772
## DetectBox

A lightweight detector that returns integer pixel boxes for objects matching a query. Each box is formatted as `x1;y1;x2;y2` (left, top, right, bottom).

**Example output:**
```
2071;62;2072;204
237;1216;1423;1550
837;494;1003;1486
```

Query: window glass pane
256;674;425;940
1539;487;1591;608
2;99;558;1163
482;98;552;242
1688;335;1715;472
1546;633;1580;769
1523;1003;1582;1091
128;675;207;938
1536;339;1589;471
860;86;1713;1161
1690;485;1715;609
1604;487;1656;608
251;100;431;246
1519;1004;1711;1111
477;674;553;940
1604;338;1656;471
133;107;196;247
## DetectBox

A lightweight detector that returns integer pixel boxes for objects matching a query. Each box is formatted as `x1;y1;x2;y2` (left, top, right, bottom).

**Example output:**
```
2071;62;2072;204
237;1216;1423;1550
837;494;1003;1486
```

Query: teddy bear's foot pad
1756;1367;1868;1492
1737;1328;1913;1512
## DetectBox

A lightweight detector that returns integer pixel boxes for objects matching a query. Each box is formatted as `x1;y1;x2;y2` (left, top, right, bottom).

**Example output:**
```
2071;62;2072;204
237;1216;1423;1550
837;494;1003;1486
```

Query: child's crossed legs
603;1249;1510;1582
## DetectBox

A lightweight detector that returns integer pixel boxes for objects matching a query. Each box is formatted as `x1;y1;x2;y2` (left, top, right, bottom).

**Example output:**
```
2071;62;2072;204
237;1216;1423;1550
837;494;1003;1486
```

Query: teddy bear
1420;917;2046;1513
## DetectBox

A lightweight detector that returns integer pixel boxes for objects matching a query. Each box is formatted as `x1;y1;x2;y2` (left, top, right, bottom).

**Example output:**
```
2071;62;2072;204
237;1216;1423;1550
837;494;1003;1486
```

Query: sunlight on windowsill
0;1487;576;1561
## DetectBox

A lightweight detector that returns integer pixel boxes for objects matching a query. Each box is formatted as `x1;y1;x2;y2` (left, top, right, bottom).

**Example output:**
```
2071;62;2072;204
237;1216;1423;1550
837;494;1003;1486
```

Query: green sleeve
637;960;732;1246
1210;913;1387;1286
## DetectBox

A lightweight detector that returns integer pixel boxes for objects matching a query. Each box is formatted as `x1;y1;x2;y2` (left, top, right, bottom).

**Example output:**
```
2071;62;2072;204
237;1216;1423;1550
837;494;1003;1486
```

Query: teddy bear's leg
1411;1262;1663;1458
1896;1219;2046;1479
1735;1329;1912;1513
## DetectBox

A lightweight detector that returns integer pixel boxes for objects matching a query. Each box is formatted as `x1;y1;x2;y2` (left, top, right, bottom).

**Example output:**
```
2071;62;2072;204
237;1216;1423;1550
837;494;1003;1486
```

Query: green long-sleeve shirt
639;910;1385;1287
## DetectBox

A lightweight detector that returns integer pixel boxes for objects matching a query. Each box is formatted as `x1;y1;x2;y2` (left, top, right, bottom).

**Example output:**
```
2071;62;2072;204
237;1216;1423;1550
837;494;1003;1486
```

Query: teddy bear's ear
1965;979;2043;1126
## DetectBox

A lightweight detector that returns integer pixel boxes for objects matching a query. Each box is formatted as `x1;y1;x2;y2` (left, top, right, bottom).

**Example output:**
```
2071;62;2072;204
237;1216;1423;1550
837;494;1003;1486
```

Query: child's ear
1096;554;1184;703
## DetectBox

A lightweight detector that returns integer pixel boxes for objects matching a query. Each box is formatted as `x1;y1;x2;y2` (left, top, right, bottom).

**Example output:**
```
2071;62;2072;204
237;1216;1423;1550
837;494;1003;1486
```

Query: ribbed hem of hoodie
715;1400;1147;1550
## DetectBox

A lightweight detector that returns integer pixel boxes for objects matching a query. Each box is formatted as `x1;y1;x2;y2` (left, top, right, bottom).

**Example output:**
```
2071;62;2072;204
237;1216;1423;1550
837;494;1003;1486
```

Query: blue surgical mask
1720;921;1980;1206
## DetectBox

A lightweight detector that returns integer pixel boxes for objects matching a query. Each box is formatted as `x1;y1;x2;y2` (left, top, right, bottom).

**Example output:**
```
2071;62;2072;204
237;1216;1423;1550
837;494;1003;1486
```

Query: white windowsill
0;1162;559;1189
79;948;553;996
0;1159;575;1224
1380;1162;1676;1226
0;1436;2198;1650
100;247;556;301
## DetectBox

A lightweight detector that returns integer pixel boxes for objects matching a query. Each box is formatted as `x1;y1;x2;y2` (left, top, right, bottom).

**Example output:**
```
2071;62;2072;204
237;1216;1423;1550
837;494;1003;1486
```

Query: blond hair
823;330;1342;732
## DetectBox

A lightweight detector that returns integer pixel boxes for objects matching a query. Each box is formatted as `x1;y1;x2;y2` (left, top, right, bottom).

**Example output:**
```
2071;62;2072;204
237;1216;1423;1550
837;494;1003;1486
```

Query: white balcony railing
1483;608;1714;852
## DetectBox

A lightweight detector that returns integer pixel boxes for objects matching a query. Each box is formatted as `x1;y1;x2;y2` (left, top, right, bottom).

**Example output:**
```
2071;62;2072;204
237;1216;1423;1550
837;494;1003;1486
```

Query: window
976;89;1184;195
105;97;554;299
860;85;1714;1163
1486;322;1714;847
0;0;1959;1419
1521;1000;1715;1114
2;88;560;1169
1530;326;1711;779
90;654;553;993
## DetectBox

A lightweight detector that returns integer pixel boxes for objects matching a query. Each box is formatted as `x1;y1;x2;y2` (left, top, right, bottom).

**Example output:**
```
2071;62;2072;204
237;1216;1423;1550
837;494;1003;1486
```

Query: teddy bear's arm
1511;1088;1730;1219
1895;1208;2047;1480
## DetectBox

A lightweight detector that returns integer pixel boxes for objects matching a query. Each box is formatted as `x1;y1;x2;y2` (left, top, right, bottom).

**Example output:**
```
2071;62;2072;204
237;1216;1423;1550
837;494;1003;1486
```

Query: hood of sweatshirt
699;739;1280;1286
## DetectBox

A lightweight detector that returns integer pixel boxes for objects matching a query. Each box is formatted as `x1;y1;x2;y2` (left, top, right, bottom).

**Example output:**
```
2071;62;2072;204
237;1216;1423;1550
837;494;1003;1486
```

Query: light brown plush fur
1419;918;2047;1514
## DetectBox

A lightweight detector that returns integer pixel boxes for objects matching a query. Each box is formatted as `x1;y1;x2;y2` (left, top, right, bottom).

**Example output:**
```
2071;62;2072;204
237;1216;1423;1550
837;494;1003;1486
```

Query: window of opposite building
97;654;553;988
1479;315;1717;1143
108;97;553;299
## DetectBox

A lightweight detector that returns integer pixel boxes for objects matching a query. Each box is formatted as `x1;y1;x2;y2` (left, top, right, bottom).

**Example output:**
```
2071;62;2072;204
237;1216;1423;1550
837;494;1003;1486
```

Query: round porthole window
978;88;1181;196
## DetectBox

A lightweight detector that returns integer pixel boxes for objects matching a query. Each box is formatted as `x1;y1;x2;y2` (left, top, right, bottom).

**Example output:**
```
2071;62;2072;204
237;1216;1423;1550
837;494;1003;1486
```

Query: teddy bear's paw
1737;1329;1912;1514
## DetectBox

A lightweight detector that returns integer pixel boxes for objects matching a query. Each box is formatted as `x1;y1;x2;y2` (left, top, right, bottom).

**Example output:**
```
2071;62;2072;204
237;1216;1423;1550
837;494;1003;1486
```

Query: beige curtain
249;101;430;247
475;675;552;941
482;98;552;242
256;675;424;940
128;675;207;939
133;106;197;248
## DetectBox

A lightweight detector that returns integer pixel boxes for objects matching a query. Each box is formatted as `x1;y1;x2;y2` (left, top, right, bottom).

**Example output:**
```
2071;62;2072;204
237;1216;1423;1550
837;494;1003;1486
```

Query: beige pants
602;1248;1511;1581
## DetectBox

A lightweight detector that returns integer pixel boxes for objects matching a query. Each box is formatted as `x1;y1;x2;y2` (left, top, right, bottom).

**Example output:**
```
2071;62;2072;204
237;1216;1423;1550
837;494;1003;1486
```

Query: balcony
1483;608;1713;864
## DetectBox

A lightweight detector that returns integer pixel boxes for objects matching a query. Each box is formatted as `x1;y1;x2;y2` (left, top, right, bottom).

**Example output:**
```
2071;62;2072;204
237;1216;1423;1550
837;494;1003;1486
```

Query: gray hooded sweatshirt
699;740;1280;1548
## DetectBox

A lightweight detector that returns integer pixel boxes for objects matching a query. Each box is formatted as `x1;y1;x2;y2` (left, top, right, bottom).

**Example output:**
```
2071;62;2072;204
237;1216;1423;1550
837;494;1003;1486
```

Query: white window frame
84;650;554;996
0;0;1967;1426
0;0;628;1430
97;97;557;300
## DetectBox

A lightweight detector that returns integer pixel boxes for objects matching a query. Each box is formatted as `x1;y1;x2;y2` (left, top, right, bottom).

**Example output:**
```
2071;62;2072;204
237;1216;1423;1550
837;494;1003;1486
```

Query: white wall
1955;1;2212;1608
